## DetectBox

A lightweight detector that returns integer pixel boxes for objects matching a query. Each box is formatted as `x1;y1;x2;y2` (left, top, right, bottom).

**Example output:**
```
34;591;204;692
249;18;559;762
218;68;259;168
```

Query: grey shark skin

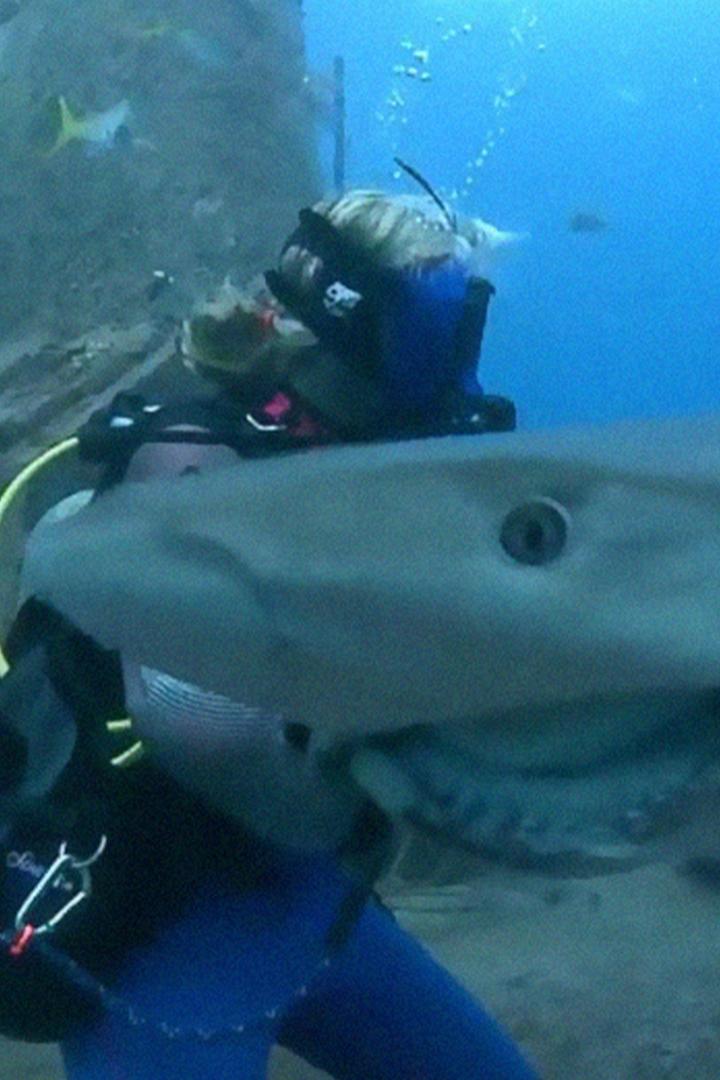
20;411;720;870
23;411;720;730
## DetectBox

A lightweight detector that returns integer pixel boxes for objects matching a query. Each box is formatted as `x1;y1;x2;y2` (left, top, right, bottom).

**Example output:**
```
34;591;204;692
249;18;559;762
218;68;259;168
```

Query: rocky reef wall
0;0;319;340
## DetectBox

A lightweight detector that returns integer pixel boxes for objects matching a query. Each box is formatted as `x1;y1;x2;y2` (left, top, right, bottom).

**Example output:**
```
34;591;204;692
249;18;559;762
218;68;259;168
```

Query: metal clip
13;836;107;938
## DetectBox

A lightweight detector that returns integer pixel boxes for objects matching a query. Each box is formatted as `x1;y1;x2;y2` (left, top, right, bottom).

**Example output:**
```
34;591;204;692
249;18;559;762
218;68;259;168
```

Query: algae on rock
0;0;320;340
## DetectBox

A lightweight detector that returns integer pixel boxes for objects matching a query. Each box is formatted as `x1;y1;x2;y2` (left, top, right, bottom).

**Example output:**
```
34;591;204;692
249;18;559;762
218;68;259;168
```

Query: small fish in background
134;19;173;42
569;210;609;234
132;20;231;70
35;95;131;156
146;269;175;302
614;84;645;108
0;0;19;26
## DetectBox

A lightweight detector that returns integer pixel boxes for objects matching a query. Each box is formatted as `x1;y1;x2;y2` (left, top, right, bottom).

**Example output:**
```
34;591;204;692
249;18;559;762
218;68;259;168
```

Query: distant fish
569;211;609;234
40;96;131;156
129;21;231;70
614;84;645;108
146;269;175;303
135;19;174;41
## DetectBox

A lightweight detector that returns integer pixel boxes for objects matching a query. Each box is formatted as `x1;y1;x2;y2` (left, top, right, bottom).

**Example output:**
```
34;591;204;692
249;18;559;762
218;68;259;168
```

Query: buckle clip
11;836;107;950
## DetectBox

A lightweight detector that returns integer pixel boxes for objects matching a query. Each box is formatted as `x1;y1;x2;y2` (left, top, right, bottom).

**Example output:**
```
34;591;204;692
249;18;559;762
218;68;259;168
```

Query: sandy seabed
2;859;719;1079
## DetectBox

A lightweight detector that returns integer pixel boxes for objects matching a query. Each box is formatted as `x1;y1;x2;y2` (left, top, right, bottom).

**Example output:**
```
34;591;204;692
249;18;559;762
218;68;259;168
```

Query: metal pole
333;55;346;193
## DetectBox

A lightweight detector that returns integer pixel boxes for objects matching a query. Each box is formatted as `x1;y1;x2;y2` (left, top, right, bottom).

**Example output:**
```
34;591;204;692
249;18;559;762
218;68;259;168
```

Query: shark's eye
500;498;570;565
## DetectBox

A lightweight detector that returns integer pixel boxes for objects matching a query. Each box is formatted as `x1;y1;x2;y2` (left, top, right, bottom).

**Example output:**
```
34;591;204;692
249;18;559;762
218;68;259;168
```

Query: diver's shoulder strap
76;389;334;489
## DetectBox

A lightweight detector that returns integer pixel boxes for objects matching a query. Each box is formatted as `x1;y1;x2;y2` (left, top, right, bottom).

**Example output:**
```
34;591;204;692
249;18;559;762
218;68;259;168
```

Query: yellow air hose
0;437;144;767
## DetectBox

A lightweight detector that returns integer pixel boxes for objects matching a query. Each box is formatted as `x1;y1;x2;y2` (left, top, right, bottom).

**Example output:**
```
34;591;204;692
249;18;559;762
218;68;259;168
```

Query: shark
20;411;720;873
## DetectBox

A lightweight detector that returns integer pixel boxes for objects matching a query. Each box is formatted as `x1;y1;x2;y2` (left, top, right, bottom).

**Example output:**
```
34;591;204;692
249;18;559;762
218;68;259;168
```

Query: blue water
303;0;720;429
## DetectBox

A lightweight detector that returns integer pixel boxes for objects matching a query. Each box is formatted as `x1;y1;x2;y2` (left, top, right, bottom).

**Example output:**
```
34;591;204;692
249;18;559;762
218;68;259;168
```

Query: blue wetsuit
61;850;538;1079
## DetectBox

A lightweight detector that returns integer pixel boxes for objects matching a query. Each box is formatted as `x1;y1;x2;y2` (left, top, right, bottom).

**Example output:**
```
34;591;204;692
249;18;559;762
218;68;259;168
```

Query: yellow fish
43;95;131;156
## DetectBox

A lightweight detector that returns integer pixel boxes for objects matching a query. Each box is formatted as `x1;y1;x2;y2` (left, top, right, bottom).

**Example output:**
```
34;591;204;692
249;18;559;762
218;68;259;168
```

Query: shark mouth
347;689;720;875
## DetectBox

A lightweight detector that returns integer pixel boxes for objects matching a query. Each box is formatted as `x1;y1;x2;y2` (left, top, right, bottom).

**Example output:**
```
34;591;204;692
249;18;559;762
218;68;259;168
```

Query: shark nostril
500;497;570;566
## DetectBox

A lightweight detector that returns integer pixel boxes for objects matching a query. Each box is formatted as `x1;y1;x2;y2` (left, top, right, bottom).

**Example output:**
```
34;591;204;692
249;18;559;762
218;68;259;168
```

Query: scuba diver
0;180;536;1079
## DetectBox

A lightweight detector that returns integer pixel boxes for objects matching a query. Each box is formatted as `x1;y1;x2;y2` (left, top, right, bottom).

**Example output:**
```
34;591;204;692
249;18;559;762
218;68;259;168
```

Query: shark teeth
347;694;720;875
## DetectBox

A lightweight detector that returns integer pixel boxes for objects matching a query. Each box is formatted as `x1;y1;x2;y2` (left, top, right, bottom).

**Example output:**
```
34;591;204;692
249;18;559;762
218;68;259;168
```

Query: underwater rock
0;322;174;480
0;319;196;642
0;1;19;26
0;0;320;340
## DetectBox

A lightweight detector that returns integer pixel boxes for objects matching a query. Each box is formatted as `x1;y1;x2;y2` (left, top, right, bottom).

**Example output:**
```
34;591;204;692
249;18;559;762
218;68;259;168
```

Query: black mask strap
266;209;384;373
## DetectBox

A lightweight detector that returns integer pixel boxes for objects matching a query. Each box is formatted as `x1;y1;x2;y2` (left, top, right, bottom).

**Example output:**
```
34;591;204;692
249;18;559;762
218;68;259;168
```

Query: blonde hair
183;190;519;388
313;190;461;270
309;188;515;278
